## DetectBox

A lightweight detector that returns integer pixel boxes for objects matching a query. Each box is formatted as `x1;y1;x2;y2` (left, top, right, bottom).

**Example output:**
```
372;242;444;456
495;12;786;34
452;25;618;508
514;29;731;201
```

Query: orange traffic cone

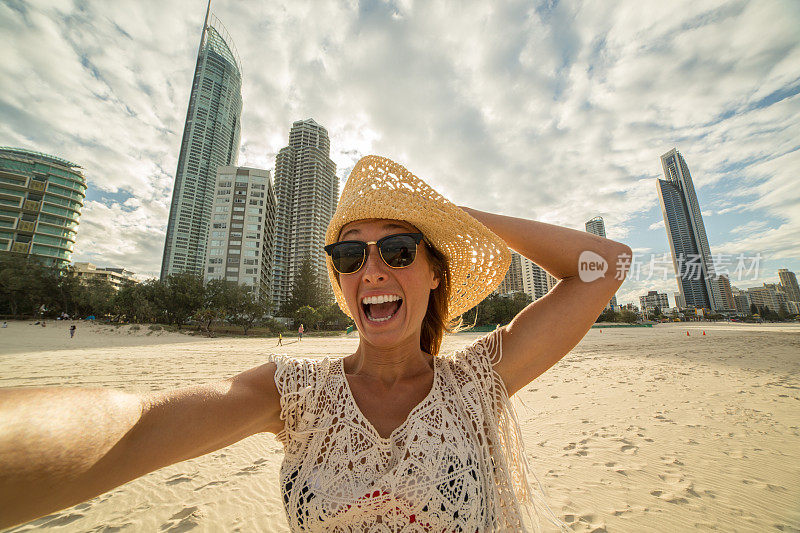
686;331;690;336
703;330;706;336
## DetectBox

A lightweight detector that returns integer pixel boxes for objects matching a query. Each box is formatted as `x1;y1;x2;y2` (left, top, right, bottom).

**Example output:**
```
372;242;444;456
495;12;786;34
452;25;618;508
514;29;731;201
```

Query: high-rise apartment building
0;147;86;267
778;268;800;302
584;216;618;310
657;148;722;311
271;119;337;314
732;287;751;316
204;166;276;301
161;6;243;280
716;274;736;312
496;250;524;295
639;290;669;317
519;254;557;302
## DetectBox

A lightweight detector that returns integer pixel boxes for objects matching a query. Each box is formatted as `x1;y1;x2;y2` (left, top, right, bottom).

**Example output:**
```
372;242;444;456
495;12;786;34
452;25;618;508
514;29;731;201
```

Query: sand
1;320;798;532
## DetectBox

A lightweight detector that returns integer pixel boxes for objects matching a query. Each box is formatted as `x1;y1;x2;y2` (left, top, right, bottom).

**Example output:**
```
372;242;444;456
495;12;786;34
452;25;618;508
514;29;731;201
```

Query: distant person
0;155;631;530
69;325;76;339
41;321;46;328
1;321;6;328
298;324;304;341
277;333;282;346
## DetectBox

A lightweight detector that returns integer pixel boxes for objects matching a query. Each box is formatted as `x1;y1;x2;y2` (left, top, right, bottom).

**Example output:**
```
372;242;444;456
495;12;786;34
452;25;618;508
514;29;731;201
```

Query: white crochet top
271;330;564;532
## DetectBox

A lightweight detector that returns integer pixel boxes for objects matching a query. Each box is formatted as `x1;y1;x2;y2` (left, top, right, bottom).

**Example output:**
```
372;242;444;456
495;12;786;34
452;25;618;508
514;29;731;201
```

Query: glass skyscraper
161;8;243;280
0;147;86;268
657;148;722;311
271;119;337;314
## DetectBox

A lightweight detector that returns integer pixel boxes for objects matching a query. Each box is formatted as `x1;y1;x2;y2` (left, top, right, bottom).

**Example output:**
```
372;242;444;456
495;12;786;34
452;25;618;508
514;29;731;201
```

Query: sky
1;0;798;307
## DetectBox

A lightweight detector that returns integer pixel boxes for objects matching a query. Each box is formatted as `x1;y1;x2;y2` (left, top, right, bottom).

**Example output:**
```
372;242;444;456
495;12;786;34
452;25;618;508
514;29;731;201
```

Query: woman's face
337;219;440;351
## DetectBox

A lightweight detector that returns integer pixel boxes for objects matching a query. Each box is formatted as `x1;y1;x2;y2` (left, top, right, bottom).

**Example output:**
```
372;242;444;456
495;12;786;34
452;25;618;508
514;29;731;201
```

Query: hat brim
326;155;510;321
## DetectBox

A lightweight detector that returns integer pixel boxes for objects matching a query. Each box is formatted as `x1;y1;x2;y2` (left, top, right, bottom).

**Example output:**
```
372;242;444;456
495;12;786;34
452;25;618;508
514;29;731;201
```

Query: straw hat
326;155;511;321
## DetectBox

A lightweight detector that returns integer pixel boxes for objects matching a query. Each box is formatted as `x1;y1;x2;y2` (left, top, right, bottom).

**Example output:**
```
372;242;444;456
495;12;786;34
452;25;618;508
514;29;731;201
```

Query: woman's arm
462;207;631;395
0;363;282;529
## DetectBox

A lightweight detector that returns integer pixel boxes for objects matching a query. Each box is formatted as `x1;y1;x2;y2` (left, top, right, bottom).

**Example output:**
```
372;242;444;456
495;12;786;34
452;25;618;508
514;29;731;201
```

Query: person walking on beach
298;324;304;341
0;155;630;531
69;325;76;339
277;333;282;346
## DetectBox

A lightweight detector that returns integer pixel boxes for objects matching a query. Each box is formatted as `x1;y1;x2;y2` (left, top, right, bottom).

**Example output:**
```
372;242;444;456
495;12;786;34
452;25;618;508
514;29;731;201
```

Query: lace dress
271;330;564;532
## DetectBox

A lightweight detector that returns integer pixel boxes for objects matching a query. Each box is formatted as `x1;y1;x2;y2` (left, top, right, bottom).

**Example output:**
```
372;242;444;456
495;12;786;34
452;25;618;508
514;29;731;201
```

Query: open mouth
361;294;403;323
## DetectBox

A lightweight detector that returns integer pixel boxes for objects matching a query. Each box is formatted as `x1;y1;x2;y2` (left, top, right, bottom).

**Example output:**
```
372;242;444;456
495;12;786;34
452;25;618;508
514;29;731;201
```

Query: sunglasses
325;233;425;274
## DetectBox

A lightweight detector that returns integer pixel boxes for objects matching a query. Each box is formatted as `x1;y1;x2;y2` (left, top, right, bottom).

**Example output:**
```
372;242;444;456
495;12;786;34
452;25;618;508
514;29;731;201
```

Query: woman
0;156;630;531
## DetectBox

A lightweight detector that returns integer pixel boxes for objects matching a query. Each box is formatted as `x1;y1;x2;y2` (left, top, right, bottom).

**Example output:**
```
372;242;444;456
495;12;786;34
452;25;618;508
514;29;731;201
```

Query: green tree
159;272;205;328
318;302;352;330
227;284;270;334
619;308;638;324
113;280;154;323
282;256;326;317
295;305;322;330
0;255;46;316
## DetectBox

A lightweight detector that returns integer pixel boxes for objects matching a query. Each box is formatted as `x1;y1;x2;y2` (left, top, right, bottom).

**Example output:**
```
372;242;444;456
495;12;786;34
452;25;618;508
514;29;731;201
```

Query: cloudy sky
2;0;798;306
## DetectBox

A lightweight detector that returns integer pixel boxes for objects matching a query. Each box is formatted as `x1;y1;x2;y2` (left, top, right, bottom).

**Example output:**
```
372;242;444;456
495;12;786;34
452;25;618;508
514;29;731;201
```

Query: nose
361;243;387;283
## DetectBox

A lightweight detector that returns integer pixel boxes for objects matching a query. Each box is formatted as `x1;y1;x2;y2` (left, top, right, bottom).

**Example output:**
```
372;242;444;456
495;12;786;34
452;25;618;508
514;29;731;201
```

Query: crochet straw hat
326;155;511;321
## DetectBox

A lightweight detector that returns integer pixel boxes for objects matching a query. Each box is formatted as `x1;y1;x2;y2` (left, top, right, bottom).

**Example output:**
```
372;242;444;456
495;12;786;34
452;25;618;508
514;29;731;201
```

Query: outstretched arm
462;207;631;395
0;363;282;529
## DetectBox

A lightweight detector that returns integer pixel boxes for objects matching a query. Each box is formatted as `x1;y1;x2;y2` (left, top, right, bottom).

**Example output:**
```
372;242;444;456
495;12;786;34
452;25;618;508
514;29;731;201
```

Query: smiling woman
0;155;631;532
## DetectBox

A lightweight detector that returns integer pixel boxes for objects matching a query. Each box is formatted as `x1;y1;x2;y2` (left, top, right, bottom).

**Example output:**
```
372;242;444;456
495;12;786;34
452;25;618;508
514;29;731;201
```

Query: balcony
11;241;30;253
29;181;46;192
17;220;35;232
23;200;41;212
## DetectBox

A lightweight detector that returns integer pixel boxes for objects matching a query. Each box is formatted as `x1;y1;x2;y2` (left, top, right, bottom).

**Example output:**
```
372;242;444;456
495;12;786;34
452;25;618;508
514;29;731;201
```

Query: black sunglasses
325;233;425;274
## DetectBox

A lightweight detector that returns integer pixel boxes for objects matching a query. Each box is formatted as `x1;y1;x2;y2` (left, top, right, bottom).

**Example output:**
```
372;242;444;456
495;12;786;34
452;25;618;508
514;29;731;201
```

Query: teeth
362;294;401;305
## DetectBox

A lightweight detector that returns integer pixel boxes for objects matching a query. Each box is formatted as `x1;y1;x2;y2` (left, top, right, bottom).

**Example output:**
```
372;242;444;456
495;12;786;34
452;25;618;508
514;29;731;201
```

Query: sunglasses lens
330;242;366;273
380;235;418;268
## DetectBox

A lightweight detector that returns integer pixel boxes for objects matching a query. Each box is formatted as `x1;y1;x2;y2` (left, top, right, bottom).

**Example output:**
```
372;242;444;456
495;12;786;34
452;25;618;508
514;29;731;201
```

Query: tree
295;305;322;330
282;256;326;317
619;308;638;324
750;303;758;315
159;272;205;328
318;302;352;330
227;284;270;334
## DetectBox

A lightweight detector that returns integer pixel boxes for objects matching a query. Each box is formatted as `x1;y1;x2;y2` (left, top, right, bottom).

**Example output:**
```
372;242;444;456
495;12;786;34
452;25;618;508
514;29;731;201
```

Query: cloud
1;0;798;286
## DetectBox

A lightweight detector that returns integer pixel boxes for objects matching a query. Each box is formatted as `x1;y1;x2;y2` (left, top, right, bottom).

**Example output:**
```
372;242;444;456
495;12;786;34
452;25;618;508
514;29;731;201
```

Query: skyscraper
584;216;618;311
204;166;276;301
657;148;722;311
496;251;523;295
0;147;86;268
778;268;800;302
271;119;337;314
519;254;557;302
161;4;243;280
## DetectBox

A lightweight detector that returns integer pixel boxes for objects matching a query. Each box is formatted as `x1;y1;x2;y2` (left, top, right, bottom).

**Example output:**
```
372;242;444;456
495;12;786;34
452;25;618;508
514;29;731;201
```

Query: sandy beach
1;320;798;532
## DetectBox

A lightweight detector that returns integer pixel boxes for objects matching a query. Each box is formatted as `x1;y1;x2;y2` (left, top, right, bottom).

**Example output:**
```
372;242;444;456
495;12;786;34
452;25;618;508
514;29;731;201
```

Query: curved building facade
161;13;243;279
0;147;86;267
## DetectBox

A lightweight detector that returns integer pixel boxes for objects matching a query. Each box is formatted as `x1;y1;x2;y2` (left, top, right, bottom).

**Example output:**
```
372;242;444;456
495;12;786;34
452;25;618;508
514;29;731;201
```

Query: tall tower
161;3;243;280
657;148;722;311
271;119;337;314
585;216;618;311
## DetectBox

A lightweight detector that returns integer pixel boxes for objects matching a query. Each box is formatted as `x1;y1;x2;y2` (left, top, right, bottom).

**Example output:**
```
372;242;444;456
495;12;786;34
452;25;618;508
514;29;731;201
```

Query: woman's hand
461;206;631;395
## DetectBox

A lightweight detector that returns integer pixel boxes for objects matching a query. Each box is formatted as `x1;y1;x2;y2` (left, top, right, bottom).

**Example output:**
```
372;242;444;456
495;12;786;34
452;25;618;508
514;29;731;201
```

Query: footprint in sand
160;506;204;532
194;480;228;491
165;474;194;486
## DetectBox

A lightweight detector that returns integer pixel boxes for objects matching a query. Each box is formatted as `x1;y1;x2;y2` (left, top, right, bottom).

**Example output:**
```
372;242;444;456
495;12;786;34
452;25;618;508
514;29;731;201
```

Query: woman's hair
420;242;458;356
